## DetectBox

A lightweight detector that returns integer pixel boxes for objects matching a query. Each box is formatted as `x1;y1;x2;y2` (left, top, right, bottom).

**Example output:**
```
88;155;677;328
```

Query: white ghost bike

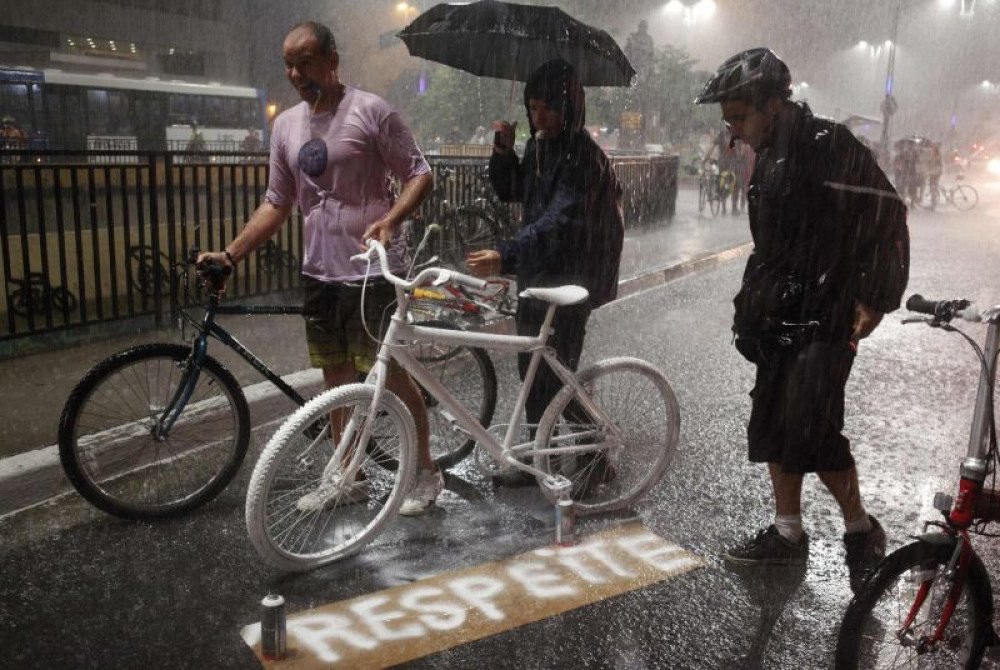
245;240;680;571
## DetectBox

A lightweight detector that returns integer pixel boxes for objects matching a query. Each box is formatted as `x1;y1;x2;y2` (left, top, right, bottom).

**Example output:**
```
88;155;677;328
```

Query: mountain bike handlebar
905;294;980;323
352;239;487;293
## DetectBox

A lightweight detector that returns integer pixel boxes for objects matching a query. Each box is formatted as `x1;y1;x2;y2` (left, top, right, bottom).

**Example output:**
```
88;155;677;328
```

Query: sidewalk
0;186;751;515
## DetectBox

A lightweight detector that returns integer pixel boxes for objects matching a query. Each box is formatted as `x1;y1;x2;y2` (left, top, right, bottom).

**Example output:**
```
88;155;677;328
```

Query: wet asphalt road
2;181;1000;669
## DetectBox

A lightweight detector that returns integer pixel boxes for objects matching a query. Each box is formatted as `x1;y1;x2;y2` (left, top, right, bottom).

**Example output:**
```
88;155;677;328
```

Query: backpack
581;166;625;309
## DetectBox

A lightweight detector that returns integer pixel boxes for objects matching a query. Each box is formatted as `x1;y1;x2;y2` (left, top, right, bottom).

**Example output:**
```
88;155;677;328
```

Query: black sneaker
844;515;886;593
723;525;809;566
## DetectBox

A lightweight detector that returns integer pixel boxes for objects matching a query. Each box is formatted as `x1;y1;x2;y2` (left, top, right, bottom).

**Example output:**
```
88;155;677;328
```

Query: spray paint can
260;593;287;660
555;499;576;546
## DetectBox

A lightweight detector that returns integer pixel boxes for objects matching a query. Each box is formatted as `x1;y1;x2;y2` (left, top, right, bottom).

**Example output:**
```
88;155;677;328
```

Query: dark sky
250;0;1000;146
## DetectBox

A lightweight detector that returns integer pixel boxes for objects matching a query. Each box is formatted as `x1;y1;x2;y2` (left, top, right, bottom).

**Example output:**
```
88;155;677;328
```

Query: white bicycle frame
325;240;618;500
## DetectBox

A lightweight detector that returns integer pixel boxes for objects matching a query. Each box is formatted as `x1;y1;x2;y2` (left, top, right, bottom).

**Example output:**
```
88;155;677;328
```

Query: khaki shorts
301;276;397;372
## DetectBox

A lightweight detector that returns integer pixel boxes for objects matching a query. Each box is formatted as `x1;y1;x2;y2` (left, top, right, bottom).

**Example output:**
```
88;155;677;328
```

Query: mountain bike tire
58;343;250;519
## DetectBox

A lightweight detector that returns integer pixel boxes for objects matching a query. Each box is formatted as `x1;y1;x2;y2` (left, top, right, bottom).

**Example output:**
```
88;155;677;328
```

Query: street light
395;1;427;94
662;0;716;27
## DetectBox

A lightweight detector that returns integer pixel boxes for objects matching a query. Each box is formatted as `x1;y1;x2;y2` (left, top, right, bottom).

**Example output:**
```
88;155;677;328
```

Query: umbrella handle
506;79;516;124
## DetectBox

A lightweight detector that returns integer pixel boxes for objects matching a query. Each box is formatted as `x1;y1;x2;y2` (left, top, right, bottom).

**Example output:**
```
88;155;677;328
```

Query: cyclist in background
197;20;443;516
926;142;943;209
695;47;910;592
702;125;741;214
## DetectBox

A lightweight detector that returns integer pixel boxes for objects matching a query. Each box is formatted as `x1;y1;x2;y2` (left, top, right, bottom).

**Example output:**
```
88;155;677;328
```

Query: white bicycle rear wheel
245;384;417;571
533;357;680;515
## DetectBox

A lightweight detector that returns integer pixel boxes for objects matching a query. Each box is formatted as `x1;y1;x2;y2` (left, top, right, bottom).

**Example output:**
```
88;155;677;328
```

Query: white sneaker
398;468;444;516
296;474;369;512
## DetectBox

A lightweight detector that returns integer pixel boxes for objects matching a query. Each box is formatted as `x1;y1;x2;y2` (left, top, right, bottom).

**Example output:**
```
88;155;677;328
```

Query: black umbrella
397;0;635;87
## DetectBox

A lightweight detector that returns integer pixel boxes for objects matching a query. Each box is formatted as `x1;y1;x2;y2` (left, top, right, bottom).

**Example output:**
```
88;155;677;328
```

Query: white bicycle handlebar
351;239;487;292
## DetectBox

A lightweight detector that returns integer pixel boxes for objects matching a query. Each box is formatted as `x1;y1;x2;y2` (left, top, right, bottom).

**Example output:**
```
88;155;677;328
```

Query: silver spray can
260;593;287;660
555;499;576;546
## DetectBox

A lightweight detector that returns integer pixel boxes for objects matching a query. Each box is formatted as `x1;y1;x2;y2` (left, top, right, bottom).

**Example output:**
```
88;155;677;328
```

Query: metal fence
0;149;676;351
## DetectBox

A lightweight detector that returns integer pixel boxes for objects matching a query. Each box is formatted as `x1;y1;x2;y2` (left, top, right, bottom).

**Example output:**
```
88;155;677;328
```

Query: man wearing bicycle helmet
696;47;909;592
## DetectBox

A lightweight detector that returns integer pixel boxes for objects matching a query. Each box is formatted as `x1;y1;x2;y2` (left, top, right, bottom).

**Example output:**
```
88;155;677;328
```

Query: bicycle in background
6;271;78;319
698;159;735;217
919;174;979;212
836;294;1000;669
129;238;299;299
407;167;505;271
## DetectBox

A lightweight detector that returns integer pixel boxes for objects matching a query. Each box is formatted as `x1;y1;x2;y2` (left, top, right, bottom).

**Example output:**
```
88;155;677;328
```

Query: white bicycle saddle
519;285;589;306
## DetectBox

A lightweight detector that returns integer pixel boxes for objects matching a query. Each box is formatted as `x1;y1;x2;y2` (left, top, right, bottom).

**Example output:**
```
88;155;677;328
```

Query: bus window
86;90;110;135
0;82;35;134
44;86;86;149
168;93;203;126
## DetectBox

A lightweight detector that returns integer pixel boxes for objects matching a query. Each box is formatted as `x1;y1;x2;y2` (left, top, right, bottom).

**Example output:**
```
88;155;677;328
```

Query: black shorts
746;340;856;473
301;276;396;371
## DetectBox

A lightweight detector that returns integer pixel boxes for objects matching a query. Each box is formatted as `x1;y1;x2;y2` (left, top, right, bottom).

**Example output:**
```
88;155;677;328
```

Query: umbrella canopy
398;0;635;87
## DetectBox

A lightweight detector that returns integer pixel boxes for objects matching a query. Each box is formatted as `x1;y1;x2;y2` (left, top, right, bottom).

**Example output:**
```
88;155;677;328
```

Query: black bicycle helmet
694;47;791;105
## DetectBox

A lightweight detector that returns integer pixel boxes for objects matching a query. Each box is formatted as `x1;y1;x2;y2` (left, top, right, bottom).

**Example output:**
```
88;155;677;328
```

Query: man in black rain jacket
695;48;909;592
467;59;625;488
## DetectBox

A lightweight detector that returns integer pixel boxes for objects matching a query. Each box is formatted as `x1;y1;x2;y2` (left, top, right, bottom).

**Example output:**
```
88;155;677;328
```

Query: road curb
0;241;752;519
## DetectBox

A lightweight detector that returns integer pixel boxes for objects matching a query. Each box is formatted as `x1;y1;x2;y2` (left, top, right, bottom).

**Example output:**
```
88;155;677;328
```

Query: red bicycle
836;294;1000;668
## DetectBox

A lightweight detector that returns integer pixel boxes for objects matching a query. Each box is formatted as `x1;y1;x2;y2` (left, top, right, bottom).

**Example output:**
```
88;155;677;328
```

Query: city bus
0;67;266;152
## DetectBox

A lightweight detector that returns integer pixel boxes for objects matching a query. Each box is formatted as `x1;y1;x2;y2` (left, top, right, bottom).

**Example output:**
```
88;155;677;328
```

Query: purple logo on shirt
298;138;327;177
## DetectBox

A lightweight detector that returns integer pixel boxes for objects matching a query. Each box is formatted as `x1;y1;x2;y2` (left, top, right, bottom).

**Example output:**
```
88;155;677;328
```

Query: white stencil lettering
573;541;637;578
350;594;425;641
507;560;578;598
447;575;506;621
287;613;378;663
398;586;468;631
617;533;685;571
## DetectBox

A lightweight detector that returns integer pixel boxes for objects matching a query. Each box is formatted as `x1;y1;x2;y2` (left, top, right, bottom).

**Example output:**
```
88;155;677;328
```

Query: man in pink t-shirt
199;21;443;515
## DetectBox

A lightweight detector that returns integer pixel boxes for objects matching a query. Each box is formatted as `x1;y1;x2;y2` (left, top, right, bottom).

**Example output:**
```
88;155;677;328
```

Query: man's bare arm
197;200;293;268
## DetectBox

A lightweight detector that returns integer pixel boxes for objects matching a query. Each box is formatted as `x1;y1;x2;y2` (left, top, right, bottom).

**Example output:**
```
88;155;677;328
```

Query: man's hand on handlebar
195;250;234;293
361;216;397;251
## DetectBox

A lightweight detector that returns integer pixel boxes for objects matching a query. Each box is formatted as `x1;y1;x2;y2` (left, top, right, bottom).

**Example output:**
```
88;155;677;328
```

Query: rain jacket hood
523;59;586;136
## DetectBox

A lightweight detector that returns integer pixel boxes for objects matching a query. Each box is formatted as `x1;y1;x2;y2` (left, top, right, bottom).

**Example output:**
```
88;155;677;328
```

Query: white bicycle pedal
540;474;573;500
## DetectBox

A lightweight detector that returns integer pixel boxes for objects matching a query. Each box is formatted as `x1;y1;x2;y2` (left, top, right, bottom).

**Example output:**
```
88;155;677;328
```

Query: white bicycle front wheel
245;384;417;571
533;357;680;515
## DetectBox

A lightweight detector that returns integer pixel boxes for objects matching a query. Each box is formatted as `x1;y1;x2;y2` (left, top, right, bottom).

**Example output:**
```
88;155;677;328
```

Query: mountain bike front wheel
533;357;680;515
245;384;417;571
58;343;250;519
836;539;993;669
949;184;978;211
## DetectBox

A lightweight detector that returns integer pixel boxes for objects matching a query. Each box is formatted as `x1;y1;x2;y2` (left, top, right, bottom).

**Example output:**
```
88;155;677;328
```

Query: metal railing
0;149;676;351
